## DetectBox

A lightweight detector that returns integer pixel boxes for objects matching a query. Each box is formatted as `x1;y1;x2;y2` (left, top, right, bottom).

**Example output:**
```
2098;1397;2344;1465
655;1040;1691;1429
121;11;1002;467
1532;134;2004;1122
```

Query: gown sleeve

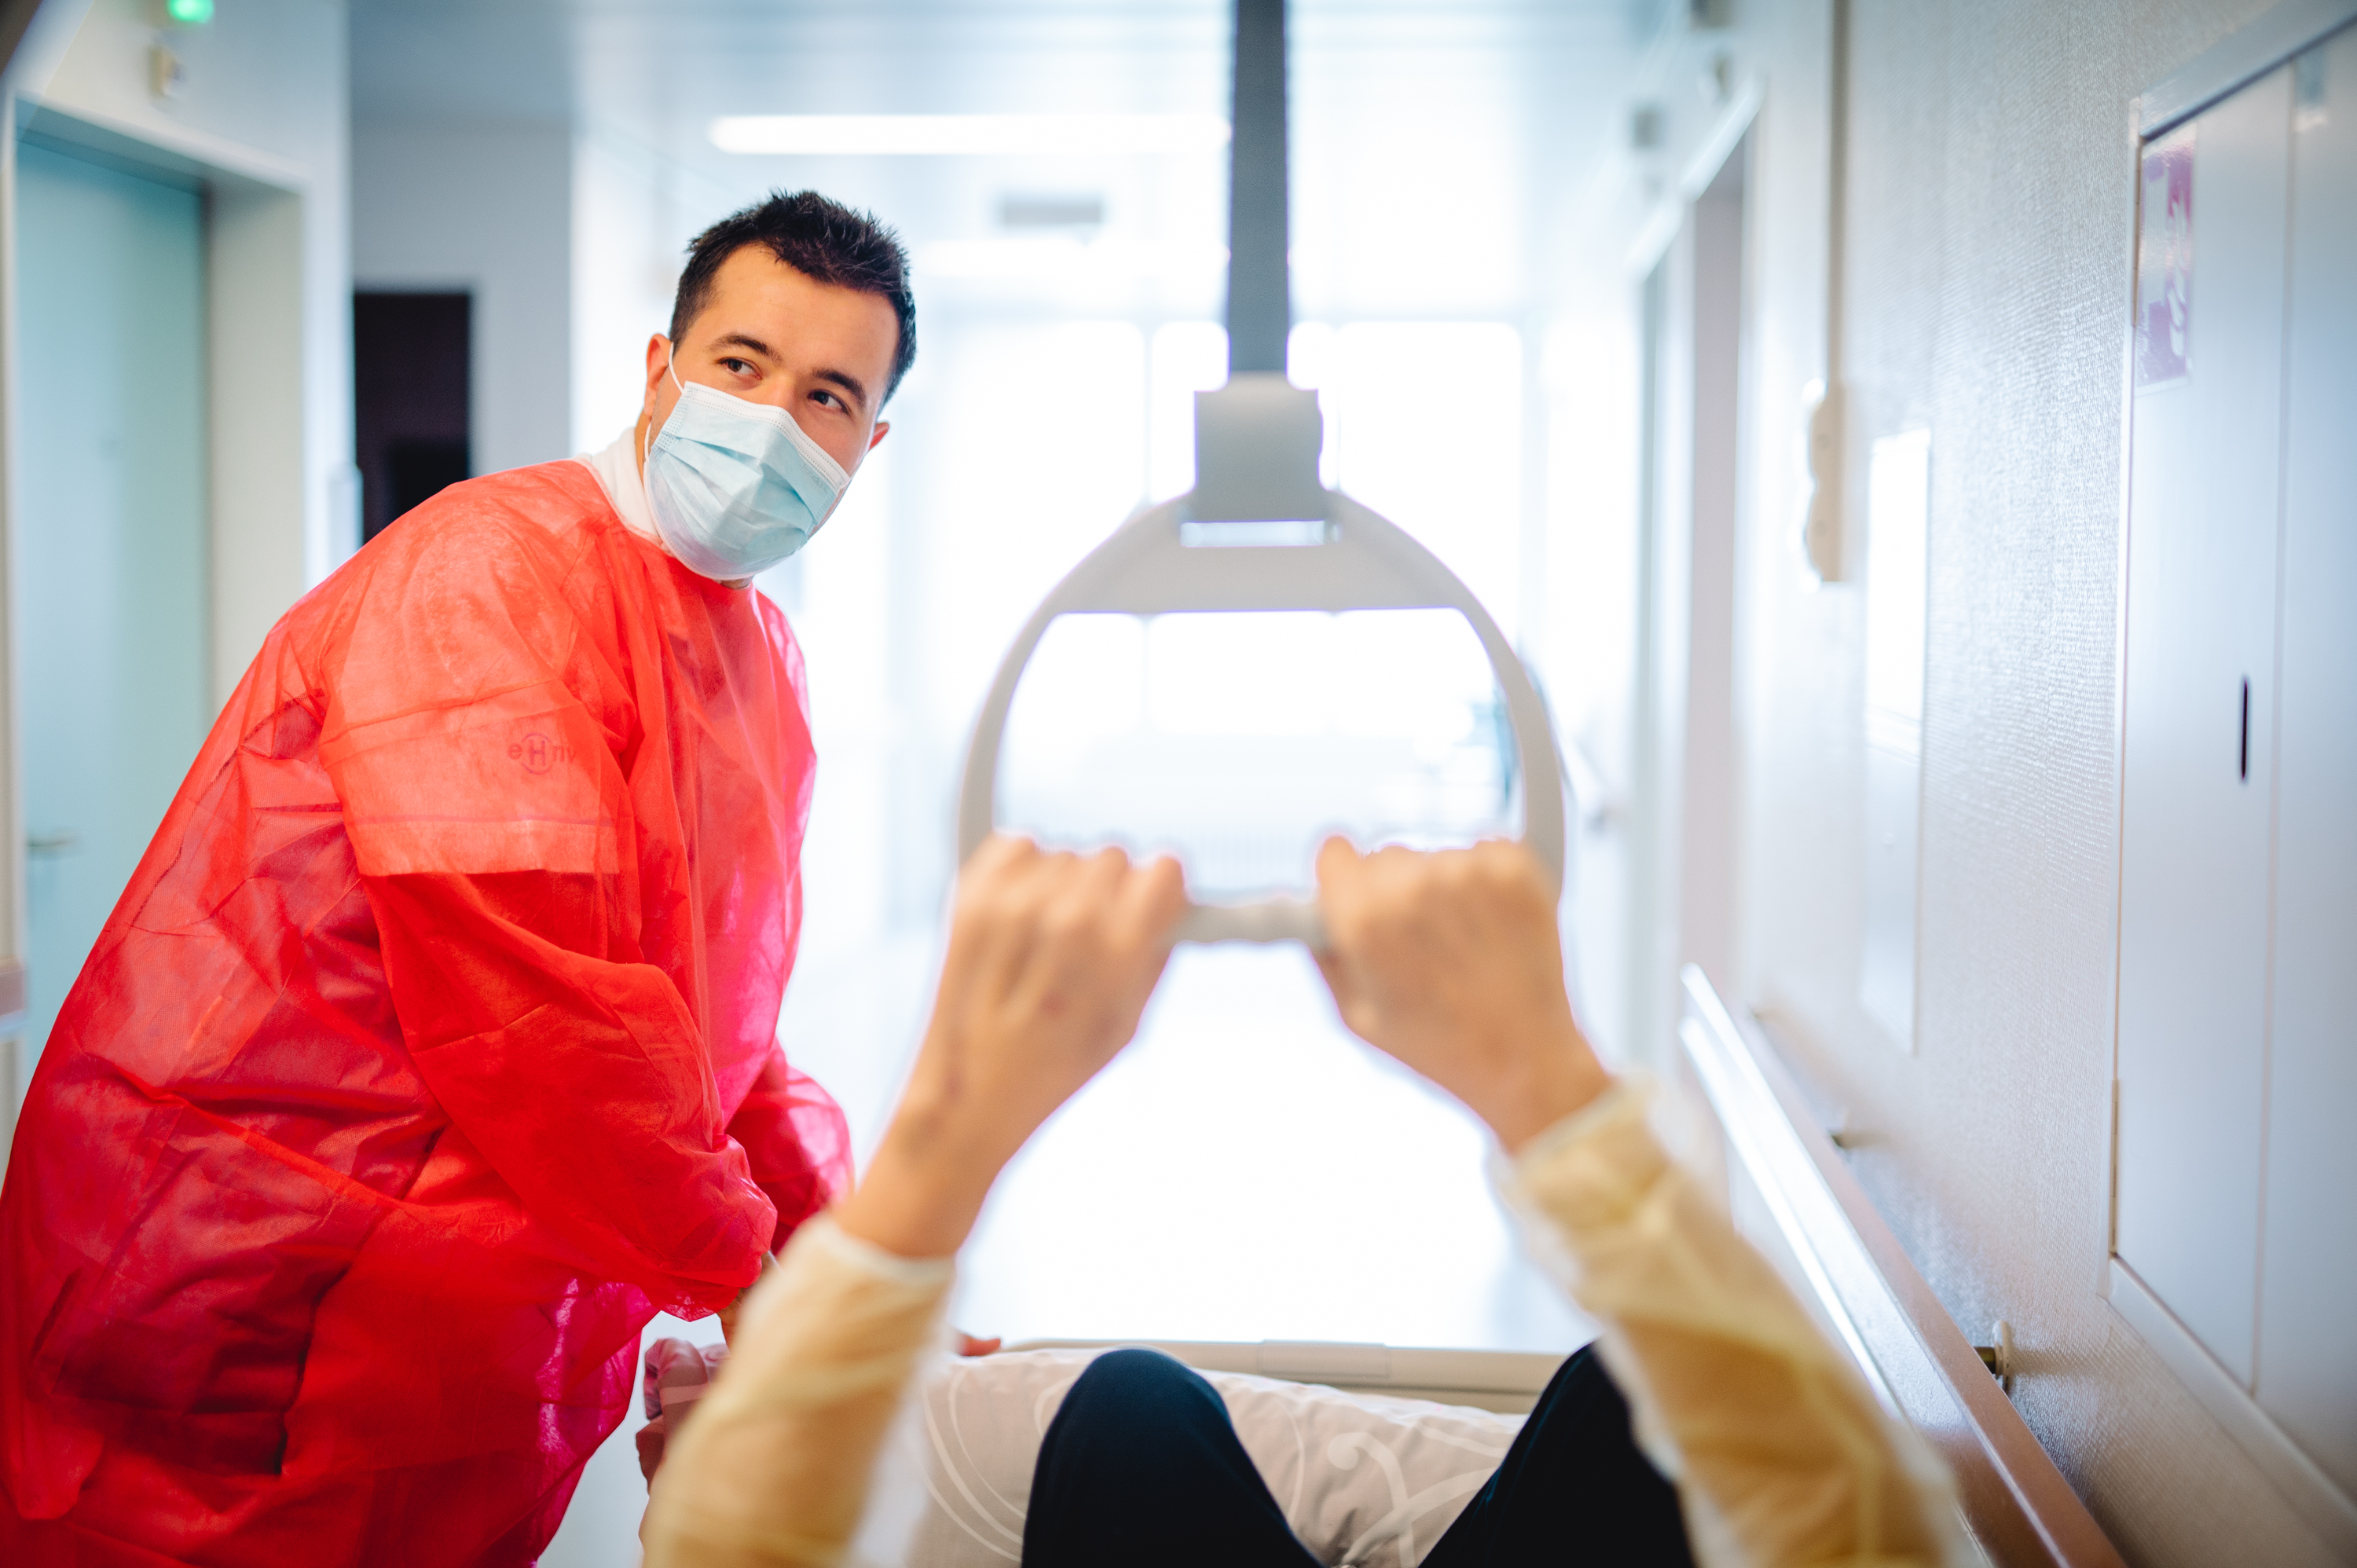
728;1046;855;1252
1497;1079;1967;1568
314;507;782;1313
363;871;777;1311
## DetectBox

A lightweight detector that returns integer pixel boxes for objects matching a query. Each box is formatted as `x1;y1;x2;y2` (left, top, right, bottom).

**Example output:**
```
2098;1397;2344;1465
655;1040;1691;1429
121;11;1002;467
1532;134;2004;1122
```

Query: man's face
637;244;900;479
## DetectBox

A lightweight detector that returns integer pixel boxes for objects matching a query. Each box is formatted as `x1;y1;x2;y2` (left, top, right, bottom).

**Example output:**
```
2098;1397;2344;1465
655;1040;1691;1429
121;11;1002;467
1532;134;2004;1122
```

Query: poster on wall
2137;126;2194;388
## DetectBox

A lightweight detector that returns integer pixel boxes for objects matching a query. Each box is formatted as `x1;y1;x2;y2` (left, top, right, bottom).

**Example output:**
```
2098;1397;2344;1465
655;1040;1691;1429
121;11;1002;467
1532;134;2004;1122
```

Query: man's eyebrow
814;367;871;409
714;332;777;359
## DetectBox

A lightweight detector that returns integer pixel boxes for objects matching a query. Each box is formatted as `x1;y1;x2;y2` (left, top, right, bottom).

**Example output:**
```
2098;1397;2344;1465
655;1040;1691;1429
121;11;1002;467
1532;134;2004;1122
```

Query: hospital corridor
0;0;2349;1564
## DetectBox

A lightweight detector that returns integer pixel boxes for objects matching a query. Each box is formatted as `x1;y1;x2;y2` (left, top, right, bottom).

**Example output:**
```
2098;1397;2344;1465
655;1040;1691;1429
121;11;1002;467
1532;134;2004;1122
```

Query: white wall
0;0;350;1146
570;126;706;454
1545;2;2347;1563
353;121;572;475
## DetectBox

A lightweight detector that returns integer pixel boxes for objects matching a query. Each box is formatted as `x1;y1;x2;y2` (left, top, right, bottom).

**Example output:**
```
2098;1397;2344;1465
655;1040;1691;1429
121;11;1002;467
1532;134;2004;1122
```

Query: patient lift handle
955;379;1565;947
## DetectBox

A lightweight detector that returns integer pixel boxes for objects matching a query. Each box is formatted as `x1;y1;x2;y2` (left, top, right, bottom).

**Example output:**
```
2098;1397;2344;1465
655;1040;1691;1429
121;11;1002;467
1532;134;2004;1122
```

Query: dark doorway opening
354;291;470;543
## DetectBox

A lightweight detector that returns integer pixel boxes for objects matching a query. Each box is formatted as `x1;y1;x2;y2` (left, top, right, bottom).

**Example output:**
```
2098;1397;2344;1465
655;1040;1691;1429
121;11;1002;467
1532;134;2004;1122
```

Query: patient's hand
837;836;1186;1259
1314;838;1611;1152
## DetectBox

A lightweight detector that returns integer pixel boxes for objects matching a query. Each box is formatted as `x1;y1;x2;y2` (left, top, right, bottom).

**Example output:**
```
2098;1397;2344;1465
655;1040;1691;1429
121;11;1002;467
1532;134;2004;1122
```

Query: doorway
354;291;471;543
1626;133;1749;1067
13;137;212;1105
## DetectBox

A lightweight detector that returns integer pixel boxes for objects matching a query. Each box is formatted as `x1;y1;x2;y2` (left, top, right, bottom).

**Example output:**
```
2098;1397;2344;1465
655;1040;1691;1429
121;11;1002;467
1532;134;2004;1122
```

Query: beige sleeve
640;1212;953;1568
1499;1079;1964;1568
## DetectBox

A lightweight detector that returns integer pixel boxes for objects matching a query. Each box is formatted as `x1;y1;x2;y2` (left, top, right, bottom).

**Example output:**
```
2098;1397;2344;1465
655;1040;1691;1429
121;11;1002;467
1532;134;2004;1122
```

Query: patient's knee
1059;1348;1217;1423
1039;1348;1242;1478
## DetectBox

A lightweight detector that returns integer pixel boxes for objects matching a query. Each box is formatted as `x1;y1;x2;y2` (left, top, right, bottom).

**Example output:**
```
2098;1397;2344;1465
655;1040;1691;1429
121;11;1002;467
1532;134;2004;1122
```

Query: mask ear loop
641;344;687;471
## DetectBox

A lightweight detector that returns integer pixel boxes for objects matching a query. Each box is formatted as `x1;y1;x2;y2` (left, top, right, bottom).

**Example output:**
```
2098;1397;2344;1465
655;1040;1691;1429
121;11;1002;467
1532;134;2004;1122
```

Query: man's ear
867;419;890;452
643;334;673;409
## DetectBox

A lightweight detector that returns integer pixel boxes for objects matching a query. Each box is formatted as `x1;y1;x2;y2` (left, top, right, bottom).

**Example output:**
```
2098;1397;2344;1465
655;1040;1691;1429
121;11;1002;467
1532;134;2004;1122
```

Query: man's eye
721;357;755;376
812;390;843;410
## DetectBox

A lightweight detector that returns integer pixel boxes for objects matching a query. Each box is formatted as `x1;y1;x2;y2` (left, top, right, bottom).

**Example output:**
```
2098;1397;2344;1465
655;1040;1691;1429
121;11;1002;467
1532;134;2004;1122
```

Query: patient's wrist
1471;1028;1612;1154
834;1101;1002;1260
834;1171;977;1262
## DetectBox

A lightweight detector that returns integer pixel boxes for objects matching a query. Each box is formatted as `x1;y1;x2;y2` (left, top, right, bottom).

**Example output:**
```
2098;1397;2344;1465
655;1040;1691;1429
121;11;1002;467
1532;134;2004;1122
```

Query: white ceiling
351;0;1664;320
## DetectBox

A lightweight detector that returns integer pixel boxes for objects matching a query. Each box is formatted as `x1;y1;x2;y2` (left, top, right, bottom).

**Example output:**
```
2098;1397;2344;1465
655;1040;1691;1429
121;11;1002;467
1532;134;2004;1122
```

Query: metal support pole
1226;0;1289;375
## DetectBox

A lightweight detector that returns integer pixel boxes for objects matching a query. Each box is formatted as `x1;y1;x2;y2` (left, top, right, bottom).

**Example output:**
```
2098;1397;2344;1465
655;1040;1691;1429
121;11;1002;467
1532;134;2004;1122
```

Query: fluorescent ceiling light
709;115;1230;156
915;236;1228;283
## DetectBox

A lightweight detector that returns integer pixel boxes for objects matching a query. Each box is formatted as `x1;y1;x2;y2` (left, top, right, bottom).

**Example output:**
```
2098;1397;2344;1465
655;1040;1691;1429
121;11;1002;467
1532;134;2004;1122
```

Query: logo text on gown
511;732;573;774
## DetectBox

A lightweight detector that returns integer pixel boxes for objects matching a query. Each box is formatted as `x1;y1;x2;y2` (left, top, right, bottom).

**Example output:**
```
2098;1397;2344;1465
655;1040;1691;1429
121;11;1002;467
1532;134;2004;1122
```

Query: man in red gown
0;190;908;1564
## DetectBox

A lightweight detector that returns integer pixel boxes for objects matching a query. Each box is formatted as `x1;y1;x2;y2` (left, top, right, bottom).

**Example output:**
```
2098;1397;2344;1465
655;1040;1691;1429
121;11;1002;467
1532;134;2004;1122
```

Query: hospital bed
1004;1339;1558;1417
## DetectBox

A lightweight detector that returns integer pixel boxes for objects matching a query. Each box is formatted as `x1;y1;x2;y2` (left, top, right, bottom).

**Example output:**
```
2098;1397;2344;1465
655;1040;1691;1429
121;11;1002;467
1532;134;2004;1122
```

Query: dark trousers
1022;1345;1695;1566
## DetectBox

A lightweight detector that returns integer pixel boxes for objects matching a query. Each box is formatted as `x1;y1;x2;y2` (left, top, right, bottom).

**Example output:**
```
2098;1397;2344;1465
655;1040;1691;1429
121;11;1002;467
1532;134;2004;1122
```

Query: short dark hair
669;190;917;404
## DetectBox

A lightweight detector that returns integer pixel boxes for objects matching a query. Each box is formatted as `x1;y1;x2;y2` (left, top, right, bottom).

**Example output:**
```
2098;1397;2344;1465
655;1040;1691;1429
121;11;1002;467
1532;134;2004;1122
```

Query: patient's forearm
1506;1084;1956;1568
832;1094;1004;1259
640;1213;952;1567
643;840;1179;1563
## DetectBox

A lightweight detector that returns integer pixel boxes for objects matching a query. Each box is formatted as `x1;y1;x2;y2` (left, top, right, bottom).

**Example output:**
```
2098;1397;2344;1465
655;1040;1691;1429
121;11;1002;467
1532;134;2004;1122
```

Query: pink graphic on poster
2137;127;2193;387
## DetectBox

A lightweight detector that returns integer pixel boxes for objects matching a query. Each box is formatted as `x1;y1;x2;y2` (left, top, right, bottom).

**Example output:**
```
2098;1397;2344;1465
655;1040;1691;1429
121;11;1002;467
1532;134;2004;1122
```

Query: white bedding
847;1346;1525;1568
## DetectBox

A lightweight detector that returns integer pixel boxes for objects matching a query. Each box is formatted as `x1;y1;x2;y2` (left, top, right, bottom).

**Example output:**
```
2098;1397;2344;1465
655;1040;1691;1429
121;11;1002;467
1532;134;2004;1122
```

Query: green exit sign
165;0;213;23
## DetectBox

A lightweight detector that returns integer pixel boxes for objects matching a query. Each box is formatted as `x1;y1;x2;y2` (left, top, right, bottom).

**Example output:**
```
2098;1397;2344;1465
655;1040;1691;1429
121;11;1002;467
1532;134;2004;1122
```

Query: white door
13;139;211;1104
2114;25;2357;1528
2114;65;2289;1389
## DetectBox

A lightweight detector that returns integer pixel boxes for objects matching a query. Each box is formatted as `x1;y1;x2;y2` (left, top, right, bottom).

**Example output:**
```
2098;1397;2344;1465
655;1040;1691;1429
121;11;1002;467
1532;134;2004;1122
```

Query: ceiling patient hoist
955;0;1565;943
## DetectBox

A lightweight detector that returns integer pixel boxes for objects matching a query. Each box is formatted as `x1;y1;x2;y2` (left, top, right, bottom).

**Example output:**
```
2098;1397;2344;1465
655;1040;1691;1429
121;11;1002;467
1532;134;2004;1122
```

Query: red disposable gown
0;460;851;1564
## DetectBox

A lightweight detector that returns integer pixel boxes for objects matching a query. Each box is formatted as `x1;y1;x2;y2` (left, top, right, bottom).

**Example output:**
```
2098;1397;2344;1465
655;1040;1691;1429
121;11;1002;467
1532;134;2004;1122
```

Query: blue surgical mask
642;357;851;581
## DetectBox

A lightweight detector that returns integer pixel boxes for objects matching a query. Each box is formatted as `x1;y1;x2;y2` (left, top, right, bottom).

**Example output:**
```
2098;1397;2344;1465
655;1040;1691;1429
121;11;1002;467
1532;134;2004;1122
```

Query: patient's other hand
1314;838;1610;1152
837;836;1186;1260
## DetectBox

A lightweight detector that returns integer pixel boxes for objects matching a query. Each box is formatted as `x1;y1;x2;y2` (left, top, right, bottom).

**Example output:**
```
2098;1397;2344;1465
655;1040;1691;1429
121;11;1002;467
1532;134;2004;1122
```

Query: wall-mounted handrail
1676;965;2126;1568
